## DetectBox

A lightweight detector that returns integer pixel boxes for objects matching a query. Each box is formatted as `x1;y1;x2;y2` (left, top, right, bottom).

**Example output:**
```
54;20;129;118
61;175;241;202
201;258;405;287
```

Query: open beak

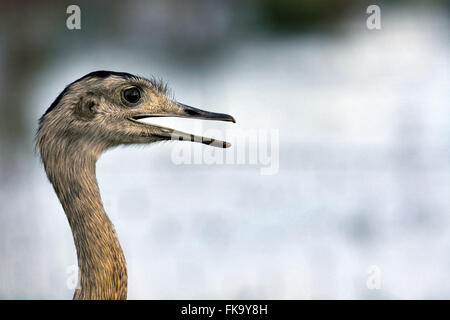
129;102;235;148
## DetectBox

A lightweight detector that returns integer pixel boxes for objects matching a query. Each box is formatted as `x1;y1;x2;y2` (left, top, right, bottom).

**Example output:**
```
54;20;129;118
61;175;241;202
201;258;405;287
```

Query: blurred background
0;0;449;299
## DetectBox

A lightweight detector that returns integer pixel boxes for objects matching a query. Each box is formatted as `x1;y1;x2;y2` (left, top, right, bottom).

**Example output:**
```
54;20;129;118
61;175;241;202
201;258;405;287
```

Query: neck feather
43;146;127;300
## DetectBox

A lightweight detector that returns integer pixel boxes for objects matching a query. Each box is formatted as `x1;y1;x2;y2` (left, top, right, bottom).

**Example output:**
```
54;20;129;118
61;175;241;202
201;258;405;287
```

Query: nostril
185;109;200;116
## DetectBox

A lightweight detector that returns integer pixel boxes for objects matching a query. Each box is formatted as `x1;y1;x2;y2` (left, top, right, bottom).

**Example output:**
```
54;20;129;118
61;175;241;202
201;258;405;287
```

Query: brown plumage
36;71;235;300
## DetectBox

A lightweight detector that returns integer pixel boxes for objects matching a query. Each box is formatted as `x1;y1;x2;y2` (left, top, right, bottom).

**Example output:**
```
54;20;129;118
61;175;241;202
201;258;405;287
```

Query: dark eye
123;87;141;104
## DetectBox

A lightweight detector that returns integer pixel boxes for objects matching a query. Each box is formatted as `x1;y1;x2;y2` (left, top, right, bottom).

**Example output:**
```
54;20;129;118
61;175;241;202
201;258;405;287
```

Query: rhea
36;71;235;299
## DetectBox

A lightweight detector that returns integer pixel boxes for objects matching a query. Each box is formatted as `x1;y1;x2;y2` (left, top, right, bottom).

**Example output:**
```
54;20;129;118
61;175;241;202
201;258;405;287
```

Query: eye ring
122;87;141;104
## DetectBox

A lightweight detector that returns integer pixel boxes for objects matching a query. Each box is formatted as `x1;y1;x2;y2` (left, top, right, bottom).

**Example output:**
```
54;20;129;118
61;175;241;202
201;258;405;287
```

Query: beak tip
225;115;236;123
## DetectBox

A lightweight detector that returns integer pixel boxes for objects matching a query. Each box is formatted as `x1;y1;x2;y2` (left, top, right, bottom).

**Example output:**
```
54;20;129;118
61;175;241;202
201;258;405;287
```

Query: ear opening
74;94;98;119
87;101;96;113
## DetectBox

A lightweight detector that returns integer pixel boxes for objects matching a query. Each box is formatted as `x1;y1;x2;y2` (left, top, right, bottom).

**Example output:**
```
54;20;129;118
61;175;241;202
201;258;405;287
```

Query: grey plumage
36;71;235;300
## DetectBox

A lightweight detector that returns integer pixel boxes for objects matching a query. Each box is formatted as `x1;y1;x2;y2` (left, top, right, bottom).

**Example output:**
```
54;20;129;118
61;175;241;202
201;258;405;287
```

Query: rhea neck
42;140;127;300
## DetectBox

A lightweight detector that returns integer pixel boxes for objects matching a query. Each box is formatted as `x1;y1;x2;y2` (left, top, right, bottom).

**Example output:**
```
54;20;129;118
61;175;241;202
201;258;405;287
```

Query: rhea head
35;71;236;299
36;70;235;164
